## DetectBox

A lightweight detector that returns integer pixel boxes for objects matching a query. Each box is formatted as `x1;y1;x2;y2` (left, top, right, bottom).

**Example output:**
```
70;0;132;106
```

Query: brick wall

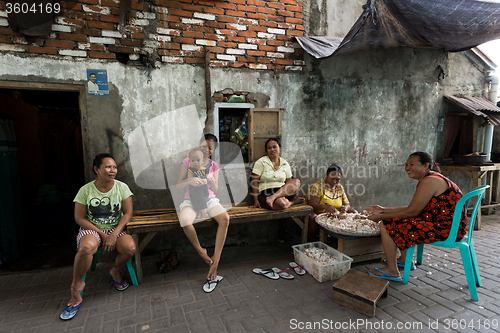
0;0;305;71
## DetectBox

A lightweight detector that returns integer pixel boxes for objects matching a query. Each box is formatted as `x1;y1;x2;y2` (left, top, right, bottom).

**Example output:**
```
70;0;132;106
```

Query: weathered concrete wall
284;48;488;210
0;45;488;215
304;0;365;37
0;0;490;253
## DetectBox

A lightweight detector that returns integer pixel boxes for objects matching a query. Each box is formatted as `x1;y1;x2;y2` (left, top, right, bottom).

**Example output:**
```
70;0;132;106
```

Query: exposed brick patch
216;16;238;24
170;8;193;17
195;26;215;33
78;43;106;51
0;0;305;70
101;0;120;7
227;36;245;43
28;46;58;54
204;7;224;15
88;21;114;30
259;45;275;52
59;33;87;42
247;12;266;20
184;31;204;38
108;45;134;53
46;40;74;49
172;37;195;44
89;51;116;58
101;15;120;23
131;33;144;39
186;57;204;64
247;50;265;56
71;12;100;20
238;31;256;38
122;40;145;47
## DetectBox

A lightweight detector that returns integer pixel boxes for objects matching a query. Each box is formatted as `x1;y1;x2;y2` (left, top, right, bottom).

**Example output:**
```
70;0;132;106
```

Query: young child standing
187;149;210;218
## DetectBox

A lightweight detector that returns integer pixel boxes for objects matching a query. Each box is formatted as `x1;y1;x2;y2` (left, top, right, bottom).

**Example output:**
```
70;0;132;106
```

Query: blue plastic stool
81;247;138;296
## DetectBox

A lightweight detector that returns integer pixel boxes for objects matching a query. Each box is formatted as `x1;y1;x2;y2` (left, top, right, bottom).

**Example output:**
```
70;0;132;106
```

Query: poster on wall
86;69;109;96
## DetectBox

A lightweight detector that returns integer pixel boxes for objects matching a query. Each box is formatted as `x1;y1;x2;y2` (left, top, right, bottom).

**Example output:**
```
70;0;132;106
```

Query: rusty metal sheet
444;95;500;126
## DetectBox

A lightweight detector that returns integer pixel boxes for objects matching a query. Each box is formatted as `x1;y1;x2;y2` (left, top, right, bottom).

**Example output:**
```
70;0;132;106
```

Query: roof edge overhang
464;47;497;73
445;95;500;126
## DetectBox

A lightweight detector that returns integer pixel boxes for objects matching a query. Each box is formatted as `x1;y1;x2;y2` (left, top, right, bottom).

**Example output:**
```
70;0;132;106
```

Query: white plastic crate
292;241;353;282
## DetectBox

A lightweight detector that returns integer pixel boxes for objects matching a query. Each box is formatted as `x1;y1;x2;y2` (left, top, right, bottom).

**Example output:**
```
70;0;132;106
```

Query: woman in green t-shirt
61;154;135;320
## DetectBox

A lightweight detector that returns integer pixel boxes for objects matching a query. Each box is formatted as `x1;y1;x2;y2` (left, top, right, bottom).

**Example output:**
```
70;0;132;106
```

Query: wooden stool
331;269;388;317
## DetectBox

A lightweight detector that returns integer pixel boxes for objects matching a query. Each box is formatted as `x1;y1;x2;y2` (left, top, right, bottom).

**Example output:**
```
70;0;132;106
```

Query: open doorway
0;88;84;270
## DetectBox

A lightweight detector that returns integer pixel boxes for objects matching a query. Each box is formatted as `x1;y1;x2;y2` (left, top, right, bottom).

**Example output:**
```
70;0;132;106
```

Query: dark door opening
0;88;84;271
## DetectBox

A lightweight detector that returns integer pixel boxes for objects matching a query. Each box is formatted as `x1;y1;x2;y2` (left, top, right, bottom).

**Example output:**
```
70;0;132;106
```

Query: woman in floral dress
365;151;467;282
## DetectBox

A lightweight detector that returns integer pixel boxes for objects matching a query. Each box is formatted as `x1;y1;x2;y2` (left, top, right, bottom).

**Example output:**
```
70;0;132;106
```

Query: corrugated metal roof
444;95;500;126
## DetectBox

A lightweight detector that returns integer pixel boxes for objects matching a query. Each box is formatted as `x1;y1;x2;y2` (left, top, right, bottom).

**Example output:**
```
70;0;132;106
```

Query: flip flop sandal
272;268;294;279
289;262;306;276
111;277;129;291
368;268;402;282
383;259;417;270
203;275;223;293
252;268;279;280
60;302;82;320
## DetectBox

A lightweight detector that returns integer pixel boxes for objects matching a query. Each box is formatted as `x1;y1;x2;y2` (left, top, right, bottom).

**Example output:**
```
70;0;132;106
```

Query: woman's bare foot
68;280;85;307
369;266;400;278
198;248;213;266
291;197;305;205
266;195;277;208
207;261;218;281
110;268;127;289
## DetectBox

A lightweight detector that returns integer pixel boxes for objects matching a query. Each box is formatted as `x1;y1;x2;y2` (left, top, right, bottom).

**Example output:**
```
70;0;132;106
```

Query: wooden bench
127;203;313;282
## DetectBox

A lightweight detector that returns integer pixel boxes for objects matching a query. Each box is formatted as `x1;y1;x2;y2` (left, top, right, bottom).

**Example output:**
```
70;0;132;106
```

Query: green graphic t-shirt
73;180;133;231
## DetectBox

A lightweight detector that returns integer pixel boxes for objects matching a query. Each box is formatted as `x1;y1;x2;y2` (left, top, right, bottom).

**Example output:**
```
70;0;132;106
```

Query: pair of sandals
253;262;306;280
60;276;129;320
253;268;292;279
368;260;417;282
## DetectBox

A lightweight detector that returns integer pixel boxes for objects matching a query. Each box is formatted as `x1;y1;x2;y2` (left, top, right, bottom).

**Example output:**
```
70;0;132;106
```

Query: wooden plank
441;164;500;172
291;216;308;244
350;252;385;263
342;236;384;257
318;227;384;263
472;117;477;152
484;171;494;215
128;205;313;233
204;50;213;134
493;170;500;203
139;232;158;253
331;269;388;317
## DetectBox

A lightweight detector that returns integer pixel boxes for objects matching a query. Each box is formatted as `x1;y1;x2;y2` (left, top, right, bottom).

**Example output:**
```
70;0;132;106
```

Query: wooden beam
204;50;214;134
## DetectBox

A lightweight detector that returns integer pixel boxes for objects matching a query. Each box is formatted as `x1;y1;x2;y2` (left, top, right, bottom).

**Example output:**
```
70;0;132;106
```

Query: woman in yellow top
251;138;304;210
306;164;357;241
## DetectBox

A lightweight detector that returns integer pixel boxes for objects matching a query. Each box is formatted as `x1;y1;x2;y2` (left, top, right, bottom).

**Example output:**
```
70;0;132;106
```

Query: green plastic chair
402;185;489;301
81;247;138;296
